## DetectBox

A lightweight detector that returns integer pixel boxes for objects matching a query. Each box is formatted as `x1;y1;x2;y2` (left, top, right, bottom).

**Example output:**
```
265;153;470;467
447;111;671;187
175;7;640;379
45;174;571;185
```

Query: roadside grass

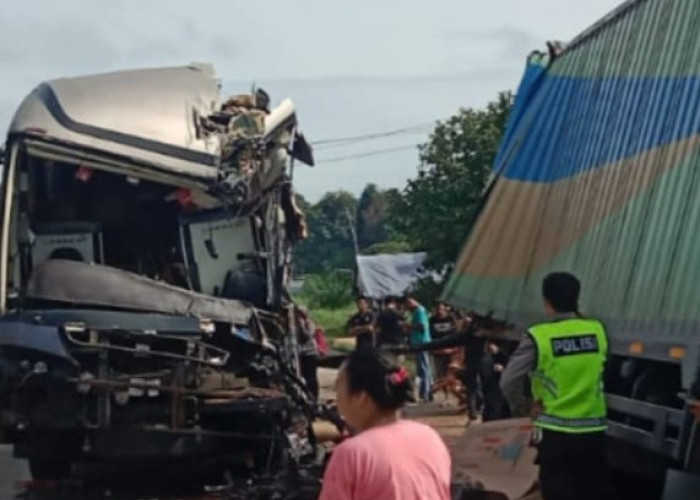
293;299;356;351
309;303;355;339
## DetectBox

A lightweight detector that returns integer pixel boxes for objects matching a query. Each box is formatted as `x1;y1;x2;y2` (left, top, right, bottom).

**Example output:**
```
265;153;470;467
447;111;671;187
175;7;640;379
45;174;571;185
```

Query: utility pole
344;207;361;299
345;207;360;258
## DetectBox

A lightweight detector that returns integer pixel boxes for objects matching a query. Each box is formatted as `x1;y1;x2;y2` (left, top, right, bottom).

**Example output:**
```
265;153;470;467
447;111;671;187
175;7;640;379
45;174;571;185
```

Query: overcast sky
0;0;622;200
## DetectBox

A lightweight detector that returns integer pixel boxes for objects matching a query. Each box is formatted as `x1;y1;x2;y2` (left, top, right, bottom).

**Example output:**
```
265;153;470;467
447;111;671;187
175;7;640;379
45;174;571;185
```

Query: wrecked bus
0;63;325;496
443;0;700;488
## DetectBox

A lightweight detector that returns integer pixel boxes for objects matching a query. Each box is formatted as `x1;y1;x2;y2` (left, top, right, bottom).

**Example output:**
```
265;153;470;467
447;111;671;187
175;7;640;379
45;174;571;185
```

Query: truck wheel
28;459;71;480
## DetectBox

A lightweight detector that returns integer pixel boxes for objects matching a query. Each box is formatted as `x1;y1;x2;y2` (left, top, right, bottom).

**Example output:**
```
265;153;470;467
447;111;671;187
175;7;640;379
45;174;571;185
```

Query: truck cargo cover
443;0;700;343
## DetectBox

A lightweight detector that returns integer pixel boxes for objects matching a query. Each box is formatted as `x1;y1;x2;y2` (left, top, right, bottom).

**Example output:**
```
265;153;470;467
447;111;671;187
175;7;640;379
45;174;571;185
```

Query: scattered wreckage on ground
0;64;338;498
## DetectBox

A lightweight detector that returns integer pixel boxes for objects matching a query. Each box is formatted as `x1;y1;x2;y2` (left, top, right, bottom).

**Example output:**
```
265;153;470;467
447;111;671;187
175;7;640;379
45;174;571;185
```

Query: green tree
356;184;404;252
294;184;413;275
294;193;312;213
362;240;413;255
294;190;357;274
390;91;513;271
297;270;354;309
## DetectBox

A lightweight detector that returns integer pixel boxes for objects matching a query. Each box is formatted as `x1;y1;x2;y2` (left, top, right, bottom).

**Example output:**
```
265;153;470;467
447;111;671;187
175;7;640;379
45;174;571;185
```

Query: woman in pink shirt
319;349;452;500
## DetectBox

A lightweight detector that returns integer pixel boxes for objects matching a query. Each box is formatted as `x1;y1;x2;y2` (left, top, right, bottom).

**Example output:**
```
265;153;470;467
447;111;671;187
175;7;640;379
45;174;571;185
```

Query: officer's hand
531;400;543;419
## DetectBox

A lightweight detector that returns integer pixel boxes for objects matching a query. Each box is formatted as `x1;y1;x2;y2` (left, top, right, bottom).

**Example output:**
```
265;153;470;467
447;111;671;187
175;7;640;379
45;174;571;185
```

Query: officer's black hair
384;296;398;307
344;349;413;411
542;272;580;313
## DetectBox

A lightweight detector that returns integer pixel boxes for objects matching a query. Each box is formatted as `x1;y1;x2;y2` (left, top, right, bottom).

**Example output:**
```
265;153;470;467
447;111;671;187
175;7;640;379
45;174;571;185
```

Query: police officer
500;272;614;500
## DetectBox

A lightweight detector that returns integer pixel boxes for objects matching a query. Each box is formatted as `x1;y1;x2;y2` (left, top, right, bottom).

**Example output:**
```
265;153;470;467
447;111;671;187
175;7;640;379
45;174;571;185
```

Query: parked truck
0;63;328;498
442;0;700;488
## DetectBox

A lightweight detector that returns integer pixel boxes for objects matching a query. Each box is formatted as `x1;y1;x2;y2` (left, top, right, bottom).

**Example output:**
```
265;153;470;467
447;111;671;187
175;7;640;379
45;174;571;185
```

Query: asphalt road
0;445;28;499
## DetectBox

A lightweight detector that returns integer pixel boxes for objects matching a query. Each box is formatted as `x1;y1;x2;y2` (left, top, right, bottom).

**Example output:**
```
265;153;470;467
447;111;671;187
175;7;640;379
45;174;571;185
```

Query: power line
314;124;431;145
313;122;435;149
317;144;420;164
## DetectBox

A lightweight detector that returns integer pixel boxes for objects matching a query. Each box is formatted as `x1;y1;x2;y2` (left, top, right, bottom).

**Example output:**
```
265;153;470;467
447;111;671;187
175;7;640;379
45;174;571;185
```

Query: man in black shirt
429;302;457;340
429;302;457;402
462;320;485;420
346;296;375;350
375;296;407;348
480;341;510;421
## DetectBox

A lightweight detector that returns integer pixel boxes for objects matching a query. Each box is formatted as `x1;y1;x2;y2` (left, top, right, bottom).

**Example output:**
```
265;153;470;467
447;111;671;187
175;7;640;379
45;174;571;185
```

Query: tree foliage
297;270;354;309
356;184;401;250
389;91;513;271
294;191;357;275
294;185;405;274
293;89;514;299
362;240;413;255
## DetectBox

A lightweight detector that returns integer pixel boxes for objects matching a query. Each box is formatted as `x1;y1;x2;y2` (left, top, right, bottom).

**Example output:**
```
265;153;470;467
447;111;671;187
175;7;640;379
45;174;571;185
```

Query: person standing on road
319;349;451;500
500;272;614;500
480;341;510;421
347;296;376;350
461;318;485;422
429;301;458;403
404;295;433;403
375;297;407;349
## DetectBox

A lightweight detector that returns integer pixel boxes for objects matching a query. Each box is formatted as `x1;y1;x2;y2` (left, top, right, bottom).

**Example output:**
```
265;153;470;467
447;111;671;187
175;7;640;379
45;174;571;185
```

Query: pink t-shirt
319;419;451;500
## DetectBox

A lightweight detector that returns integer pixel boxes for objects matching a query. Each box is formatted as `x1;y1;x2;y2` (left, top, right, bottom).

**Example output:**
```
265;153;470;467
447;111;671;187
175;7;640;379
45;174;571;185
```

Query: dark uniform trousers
537;429;615;500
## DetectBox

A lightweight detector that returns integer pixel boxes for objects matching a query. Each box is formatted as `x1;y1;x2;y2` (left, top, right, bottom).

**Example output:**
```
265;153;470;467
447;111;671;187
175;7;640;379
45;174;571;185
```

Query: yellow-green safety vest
529;317;608;433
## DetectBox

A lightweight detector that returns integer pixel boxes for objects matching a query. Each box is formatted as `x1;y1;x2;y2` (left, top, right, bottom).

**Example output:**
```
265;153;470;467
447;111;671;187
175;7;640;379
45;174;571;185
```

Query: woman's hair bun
345;349;413;411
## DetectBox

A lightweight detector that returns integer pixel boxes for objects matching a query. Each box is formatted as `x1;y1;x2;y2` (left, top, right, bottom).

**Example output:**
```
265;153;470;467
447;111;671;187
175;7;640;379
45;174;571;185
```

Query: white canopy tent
355;252;429;300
